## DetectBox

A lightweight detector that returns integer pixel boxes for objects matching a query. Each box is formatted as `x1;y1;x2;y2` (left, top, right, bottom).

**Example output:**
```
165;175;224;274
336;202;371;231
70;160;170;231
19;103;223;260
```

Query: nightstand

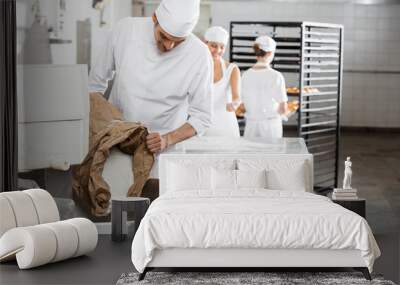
330;195;366;218
111;197;150;242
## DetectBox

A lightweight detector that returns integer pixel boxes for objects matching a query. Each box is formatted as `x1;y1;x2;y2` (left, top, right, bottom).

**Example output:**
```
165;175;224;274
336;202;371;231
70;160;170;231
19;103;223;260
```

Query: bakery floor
1;130;399;284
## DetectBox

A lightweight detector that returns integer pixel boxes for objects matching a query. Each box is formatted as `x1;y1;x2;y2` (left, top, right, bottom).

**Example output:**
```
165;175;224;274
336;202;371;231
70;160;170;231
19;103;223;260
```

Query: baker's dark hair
253;44;267;57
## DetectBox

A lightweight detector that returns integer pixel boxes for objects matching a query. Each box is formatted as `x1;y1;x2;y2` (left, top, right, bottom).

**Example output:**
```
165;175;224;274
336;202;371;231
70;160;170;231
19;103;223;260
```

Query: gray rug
116;271;396;285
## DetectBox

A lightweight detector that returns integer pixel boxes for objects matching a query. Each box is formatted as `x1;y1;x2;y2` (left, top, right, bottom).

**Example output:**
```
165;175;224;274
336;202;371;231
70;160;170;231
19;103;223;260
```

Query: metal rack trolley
230;21;344;192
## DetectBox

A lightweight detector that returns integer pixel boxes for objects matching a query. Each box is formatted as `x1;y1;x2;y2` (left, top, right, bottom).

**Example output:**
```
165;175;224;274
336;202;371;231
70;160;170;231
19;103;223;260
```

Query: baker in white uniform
203;26;241;137
89;0;213;155
241;35;288;138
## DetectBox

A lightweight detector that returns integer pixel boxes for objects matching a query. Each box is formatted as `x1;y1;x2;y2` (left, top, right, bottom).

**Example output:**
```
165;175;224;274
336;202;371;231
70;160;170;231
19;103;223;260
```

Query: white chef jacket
89;17;213;135
241;67;287;120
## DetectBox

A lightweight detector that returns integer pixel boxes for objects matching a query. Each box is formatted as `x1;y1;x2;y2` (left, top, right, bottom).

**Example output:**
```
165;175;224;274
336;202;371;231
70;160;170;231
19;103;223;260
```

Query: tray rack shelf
230;21;344;192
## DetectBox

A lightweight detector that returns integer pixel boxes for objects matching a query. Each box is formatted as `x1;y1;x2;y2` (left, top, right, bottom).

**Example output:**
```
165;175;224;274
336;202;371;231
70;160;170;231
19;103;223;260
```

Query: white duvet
131;190;380;273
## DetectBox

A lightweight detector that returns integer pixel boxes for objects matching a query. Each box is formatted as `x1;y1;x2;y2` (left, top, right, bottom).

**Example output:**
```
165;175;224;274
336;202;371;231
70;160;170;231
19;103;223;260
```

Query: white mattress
131;190;380;273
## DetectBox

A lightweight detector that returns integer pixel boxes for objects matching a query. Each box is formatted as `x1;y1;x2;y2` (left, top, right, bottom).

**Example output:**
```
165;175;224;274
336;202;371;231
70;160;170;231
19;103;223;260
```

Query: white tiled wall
211;1;400;128
342;73;400;127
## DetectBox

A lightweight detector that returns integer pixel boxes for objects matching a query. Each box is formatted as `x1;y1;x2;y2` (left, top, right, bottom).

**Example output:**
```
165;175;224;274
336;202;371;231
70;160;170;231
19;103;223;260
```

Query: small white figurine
343;157;352;189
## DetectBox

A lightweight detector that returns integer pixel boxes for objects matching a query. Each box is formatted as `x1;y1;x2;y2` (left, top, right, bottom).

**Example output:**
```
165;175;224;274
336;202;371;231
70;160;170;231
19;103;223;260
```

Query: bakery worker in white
89;0;213;154
241;35;288;138
203;26;241;137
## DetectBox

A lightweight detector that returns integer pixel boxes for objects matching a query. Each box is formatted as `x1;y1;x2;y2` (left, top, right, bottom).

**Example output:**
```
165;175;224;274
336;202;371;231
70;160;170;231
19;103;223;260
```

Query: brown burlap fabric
72;94;154;216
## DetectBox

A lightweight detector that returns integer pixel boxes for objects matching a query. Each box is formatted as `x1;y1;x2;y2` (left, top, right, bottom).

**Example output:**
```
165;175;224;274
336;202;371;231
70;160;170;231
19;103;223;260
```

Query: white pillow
168;162;212;191
238;159;309;192
267;162;307;191
236;169;267;189
212;169;236;190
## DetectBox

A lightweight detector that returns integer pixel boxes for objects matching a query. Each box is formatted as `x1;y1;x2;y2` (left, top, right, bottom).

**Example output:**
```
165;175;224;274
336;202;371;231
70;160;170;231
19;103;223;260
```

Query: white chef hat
155;0;200;38
255;35;276;53
204;26;229;46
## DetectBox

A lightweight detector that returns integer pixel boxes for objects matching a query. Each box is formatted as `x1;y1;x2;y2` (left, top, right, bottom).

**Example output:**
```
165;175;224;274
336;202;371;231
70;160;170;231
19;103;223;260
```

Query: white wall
211;1;400;128
16;0;132;67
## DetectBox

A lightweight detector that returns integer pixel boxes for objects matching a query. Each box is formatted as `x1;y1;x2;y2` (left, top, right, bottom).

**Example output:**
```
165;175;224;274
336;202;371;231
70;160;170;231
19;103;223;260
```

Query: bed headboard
159;153;313;195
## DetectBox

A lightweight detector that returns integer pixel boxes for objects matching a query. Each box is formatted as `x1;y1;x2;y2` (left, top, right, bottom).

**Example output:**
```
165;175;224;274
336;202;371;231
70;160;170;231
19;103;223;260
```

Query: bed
131;137;380;280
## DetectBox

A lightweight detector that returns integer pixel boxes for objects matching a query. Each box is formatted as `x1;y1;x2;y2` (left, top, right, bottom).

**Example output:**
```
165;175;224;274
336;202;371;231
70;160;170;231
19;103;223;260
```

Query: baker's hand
146;132;169;153
226;103;235;112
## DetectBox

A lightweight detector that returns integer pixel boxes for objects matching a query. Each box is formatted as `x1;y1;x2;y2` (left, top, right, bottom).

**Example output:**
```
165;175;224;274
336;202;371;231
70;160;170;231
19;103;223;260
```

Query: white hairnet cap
204;26;229;46
255;35;276;53
155;0;200;38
